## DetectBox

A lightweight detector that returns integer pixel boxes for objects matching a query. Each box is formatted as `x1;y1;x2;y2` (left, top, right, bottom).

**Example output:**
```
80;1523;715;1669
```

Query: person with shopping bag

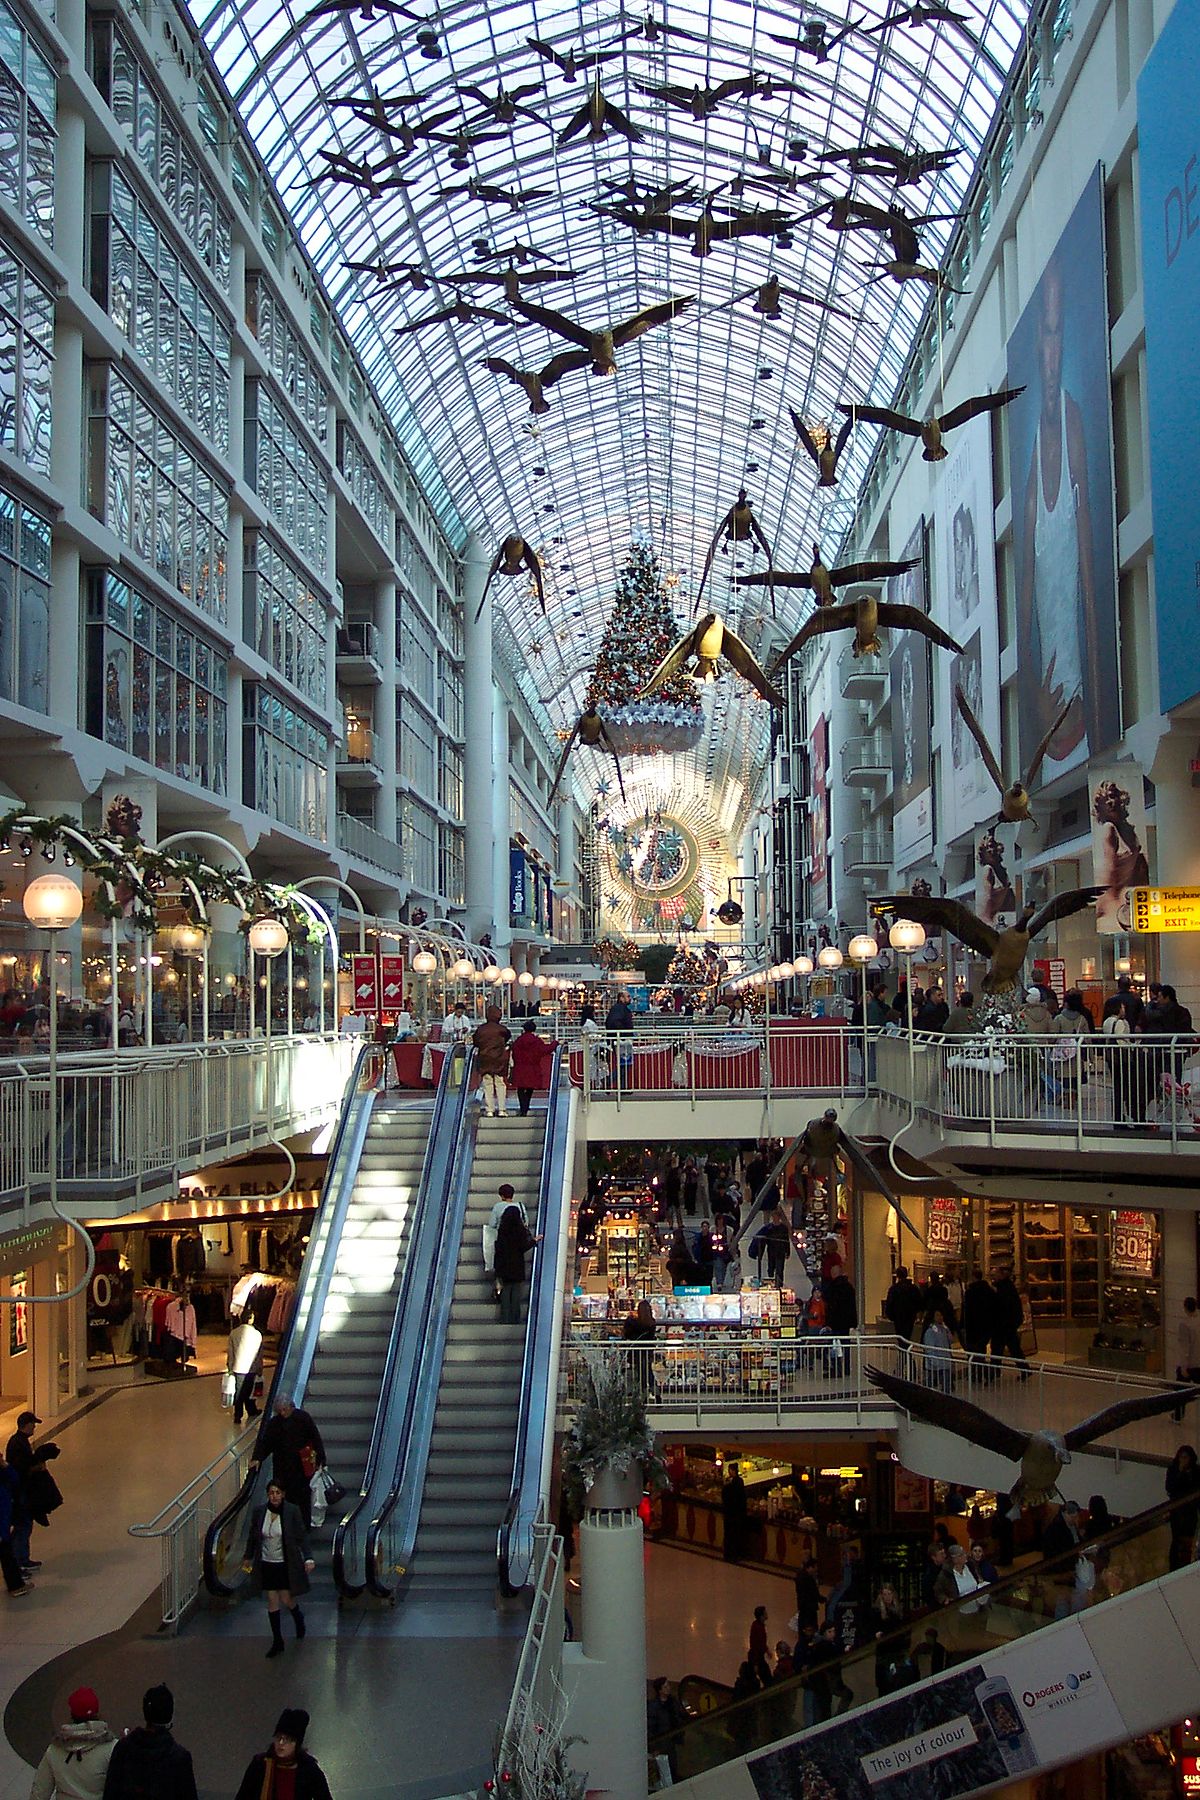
225;1311;264;1427
249;1398;325;1525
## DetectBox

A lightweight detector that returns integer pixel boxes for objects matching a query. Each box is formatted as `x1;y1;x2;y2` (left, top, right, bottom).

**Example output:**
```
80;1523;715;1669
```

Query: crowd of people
28;1684;334;1799
883;1263;1030;1382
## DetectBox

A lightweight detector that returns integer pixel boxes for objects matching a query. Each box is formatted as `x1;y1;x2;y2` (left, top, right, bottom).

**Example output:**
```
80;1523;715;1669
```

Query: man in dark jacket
962;1269;998;1364
825;1264;858;1347
103;1684;197;1800
990;1266;1030;1375
914;986;950;1031
920;1272;958;1338
883;1268;922;1343
604;996;633;1032
473;1004;512;1117
941;991;979;1036
793;1556;821;1632
249;1397;325;1522
5;1410;48;1575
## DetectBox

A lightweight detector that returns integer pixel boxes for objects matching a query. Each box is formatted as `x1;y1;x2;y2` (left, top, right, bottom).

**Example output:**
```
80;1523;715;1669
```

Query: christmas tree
585;543;703;757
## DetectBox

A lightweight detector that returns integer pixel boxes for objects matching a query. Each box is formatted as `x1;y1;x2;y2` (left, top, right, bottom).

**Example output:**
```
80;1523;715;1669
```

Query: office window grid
438;739;463;818
0;481;49;713
245;380;329;573
397;694;436;793
91;165;231;456
400;796;436;891
95;20;233;292
440;658;463;738
86;569;228;792
438;825;464;907
244;528;327;709
0;235;52;474
243;682;329;841
89;362;230;624
398;611;436;709
338;423;390;546
0;0;54;243
246;273;329;447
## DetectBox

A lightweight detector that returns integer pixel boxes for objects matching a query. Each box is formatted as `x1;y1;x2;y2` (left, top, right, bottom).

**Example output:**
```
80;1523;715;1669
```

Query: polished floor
644;1541;799;1691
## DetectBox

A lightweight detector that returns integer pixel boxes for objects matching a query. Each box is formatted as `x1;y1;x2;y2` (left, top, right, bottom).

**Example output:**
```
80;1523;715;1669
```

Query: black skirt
261;1560;288;1589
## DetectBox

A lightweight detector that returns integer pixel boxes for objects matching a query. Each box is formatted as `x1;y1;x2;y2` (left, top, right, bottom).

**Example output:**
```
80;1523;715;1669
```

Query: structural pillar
1148;728;1200;1016
568;1497;649;1800
492;686;512;957
463;533;495;941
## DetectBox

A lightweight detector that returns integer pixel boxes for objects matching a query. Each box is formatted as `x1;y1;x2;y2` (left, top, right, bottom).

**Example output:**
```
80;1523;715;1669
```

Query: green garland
594;935;640;972
0;808;323;944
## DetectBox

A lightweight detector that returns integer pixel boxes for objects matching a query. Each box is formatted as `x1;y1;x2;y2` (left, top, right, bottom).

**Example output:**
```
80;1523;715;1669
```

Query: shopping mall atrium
0;0;1198;1793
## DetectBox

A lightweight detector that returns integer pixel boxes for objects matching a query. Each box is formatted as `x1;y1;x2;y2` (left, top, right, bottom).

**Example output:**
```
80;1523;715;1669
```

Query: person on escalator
493;1204;541;1325
473;1006;512;1118
249;1398;325;1526
483;1184;525;1291
510;1020;550;1116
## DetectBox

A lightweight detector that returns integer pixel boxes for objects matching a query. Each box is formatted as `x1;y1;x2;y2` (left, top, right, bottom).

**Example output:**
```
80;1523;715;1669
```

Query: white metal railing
842;828;894;868
563;1335;1183;1457
337;811;406;876
500;1511;566;1774
0;1033;357;1207
875;1030;1200;1148
840;733;891;778
129;1420;259;1629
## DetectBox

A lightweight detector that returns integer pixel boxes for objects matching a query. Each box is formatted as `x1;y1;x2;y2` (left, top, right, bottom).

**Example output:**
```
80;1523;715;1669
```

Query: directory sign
1130;888;1200;933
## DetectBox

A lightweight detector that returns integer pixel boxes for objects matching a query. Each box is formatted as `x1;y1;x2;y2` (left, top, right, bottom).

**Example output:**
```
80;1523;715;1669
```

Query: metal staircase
410;1114;545;1590
304;1103;432;1506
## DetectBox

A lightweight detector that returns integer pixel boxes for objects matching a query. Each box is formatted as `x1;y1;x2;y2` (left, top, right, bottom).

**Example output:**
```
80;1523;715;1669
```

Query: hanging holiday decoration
584;542;704;755
594;934;640;971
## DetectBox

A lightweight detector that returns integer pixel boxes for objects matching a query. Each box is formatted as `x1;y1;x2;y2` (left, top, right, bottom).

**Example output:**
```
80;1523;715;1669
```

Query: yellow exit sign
1130;887;1200;932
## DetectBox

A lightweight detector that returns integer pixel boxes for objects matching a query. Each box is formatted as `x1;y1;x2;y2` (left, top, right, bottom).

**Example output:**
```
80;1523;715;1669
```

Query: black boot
266;1611;285;1658
292;1605;306;1639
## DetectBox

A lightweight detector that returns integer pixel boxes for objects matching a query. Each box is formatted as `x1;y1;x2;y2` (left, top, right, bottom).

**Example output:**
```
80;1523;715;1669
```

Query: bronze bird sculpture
868;2;976;38
743;546;959;669
476;241;571;267
872;890;1104;994
740;1107;924;1245
308;150;414;197
526;36;623;80
716;278;857;323
696;492;775;615
481;353;582;415
474;535;547;622
769;16;859;60
640;613;784;706
450;266;579;295
548;708;627;807
840;386;1024;462
954;683;1070;825
456;81;544;125
636;74;805;119
817;141;962;185
790;410;854;487
508;294;693;376
394;300;513;337
813;196;968;265
326;95;456;153
440;178;552;211
558;78;644;146
342;257;431;290
865;1364;1196;1512
597;199;793;257
866;257;965;292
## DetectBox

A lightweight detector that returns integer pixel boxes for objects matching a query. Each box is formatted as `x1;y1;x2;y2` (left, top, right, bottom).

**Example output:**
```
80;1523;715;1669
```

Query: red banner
350;952;379;1014
379;953;405;1010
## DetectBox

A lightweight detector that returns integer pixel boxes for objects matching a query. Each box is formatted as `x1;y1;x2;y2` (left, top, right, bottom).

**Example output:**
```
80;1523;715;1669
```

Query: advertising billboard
1007;165;1120;780
889;519;934;869
1139;0;1200;713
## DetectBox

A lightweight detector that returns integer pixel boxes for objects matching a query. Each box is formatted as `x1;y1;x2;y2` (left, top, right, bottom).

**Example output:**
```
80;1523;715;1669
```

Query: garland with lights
593;935;640;972
585;543;703;756
0;800;323;944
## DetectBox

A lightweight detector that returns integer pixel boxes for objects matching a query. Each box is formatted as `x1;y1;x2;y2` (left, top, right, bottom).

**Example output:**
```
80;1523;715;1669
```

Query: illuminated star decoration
595;779;612;798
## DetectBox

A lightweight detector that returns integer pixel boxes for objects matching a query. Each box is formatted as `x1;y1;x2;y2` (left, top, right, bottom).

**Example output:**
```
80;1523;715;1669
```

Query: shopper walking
483;1184;524;1284
101;1685;196;1800
961;1269;997;1367
233;1708;332;1800
722;1465;749;1563
793;1556;821;1633
989;1267;1030;1377
226;1311;264;1427
250;1398;326;1525
883;1267;922;1345
245;1479;314;1657
922;1311;953;1392
30;1687;114;1800
510;1019;550;1115
493;1203;540;1325
5;1411;57;1579
1166;1445;1200;1571
748;1605;772;1685
824;1262;858;1365
869;1584;910;1696
473;1004;512;1117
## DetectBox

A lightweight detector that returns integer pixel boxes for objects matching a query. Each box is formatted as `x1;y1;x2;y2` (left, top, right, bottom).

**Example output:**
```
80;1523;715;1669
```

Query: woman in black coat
234;1708;333;1800
245;1480;314;1657
1165;1444;1200;1570
494;1204;540;1325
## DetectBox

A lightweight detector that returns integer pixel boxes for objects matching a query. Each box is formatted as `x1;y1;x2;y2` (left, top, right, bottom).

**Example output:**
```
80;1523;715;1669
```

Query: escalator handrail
203;1039;385;1595
362;1046;478;1596
498;1046;569;1593
648;1484;1200;1761
331;1040;471;1595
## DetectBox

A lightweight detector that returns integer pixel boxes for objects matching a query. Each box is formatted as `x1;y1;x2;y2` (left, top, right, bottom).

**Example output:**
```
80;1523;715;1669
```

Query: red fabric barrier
768;1022;849;1089
688;1046;761;1089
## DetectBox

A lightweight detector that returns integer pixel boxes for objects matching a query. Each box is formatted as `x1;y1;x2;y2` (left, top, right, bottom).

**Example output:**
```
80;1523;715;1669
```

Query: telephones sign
1130;886;1200;932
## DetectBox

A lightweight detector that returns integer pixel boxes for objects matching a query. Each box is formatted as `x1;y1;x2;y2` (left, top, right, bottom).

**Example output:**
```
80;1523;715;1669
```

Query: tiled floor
644;1541;800;1691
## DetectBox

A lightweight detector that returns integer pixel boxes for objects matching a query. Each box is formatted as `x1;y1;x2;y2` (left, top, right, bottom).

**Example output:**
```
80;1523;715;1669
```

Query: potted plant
562;1353;669;1517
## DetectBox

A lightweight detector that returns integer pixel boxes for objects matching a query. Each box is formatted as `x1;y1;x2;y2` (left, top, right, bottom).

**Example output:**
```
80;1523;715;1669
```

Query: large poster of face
932;412;1001;846
1089;766;1150;935
889;519;933;868
1007;165;1120;781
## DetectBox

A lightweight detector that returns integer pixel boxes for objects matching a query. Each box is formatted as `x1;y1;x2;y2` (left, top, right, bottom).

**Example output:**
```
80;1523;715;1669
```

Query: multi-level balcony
335;618;383;685
840;731;892;785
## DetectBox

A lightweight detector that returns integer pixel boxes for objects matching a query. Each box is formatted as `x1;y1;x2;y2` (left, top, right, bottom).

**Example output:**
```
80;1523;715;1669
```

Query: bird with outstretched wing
872;890;1103;992
548;708;627;807
695;492;775;614
866;1363;1198;1508
473;535;547;621
641;614;783;706
954;683;1070;824
840;387;1024;461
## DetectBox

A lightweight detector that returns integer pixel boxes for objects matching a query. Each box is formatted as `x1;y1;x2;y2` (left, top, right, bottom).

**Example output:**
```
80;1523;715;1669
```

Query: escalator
335;1046;574;1599
203;1042;463;1597
649;1490;1200;1794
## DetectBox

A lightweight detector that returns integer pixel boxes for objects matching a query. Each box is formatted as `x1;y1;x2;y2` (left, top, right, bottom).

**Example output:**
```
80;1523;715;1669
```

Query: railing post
988;1045;997;1144
1172;1036;1180;1150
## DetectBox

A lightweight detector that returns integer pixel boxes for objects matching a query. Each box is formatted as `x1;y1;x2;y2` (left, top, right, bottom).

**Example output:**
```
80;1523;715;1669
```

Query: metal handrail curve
498;1046;569;1594
202;1038;385;1595
332;1040;471;1596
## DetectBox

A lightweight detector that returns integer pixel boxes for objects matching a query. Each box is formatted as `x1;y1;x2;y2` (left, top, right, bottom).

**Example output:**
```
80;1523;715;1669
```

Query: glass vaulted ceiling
192;0;1031;827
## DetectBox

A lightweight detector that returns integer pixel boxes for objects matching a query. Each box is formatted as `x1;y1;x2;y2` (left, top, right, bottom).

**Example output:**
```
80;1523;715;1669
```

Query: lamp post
848;933;879;1090
888;919;927;1041
171;922;209;1042
24;870;83;1220
412;947;438;1023
249;916;289;1137
817;944;843;1022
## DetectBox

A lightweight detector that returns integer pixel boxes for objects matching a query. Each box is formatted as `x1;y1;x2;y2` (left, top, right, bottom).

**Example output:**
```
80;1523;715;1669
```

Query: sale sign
1109;1209;1156;1276
351;952;379;1014
927;1195;964;1260
379;953;405;1009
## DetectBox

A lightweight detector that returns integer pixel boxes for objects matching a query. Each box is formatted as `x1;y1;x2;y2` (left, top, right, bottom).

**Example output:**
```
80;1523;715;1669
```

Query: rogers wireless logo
1023;1671;1091;1708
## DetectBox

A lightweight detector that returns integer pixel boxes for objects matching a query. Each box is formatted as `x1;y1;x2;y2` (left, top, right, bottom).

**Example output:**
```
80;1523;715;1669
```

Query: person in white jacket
482;1184;527;1286
226;1312;264;1426
30;1687;114;1800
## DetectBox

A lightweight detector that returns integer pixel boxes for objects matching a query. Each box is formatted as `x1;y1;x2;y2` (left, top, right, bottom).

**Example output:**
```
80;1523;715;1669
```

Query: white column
492;684;512;956
463;534;495;940
1148;730;1200;1015
572;1508;648;1800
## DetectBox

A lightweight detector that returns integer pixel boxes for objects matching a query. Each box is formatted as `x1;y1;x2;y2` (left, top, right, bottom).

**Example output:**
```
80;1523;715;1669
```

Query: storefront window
84;569;227;791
